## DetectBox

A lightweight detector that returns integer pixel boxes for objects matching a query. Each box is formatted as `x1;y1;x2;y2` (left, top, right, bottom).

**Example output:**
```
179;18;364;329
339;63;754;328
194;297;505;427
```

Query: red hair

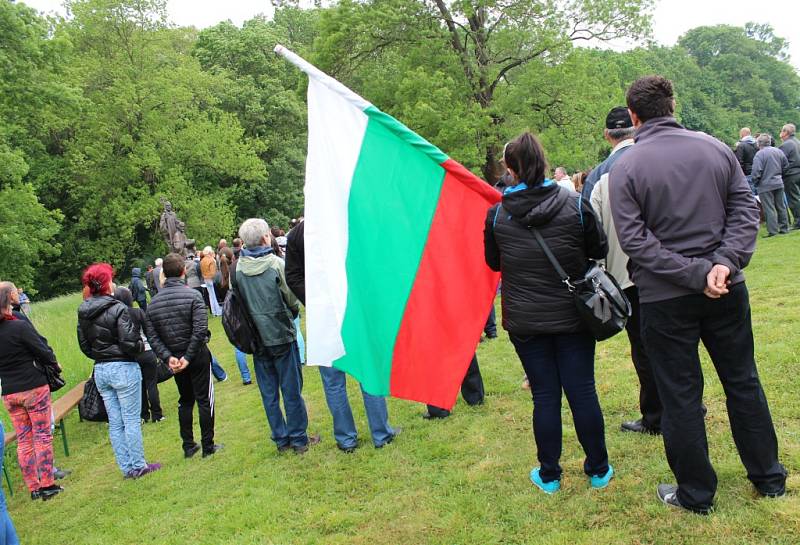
82;263;114;297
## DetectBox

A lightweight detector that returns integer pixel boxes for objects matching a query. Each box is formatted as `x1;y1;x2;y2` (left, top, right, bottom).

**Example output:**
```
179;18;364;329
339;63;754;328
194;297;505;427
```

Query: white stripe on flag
303;77;369;366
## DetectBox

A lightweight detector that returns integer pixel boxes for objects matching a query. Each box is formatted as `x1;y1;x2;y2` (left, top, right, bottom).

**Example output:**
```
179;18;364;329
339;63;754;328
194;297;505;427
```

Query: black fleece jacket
144;278;208;363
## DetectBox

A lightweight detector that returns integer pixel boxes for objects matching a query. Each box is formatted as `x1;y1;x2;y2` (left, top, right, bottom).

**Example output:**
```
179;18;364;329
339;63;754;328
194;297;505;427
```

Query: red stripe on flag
389;160;501;409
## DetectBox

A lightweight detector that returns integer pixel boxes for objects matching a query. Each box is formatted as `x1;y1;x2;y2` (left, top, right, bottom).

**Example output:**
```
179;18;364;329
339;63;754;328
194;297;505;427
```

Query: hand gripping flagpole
274;44;372;111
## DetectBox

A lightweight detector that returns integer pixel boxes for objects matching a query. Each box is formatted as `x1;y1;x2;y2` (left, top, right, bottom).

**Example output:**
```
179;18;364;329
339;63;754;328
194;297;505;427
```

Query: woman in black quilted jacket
484;132;611;495
77;263;161;479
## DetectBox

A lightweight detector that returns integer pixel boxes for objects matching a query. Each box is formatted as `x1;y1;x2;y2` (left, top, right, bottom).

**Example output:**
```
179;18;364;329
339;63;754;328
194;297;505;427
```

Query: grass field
4;233;800;545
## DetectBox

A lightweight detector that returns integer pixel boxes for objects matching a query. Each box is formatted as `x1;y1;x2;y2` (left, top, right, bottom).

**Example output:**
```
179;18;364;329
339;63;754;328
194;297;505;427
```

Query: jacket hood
78;295;119;320
502;183;570;227
238;253;279;276
131;268;141;278
740;135;757;144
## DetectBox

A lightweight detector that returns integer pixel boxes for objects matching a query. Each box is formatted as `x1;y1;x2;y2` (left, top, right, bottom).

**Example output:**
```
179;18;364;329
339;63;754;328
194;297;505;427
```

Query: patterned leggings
2;385;55;492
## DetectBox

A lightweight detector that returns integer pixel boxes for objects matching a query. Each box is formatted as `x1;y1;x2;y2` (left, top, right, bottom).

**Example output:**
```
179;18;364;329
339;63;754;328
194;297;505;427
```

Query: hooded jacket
233;246;299;348
484;182;607;335
129;268;147;303
77;295;143;363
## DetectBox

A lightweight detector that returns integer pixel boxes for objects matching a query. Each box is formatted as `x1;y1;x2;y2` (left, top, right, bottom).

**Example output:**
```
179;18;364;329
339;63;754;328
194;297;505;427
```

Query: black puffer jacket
77;296;143;362
144;278;208;363
484;183;607;335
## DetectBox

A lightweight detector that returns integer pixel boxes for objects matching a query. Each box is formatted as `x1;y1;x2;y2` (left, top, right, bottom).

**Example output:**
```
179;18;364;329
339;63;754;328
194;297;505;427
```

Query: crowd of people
0;75;793;545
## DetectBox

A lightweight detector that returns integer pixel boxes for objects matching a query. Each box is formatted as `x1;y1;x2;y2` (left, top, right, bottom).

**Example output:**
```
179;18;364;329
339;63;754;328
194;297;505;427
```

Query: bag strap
528;227;574;290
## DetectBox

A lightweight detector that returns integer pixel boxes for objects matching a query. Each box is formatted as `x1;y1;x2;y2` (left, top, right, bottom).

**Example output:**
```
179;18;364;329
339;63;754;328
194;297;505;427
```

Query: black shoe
53;467;72;480
184;444;201;459
485;333;497;339
422;411;450;420
243;380;252;386
657;484;711;515
763;233;777;238
294;434;321;454
152;416;166;423
621;419;659;435
757;485;786;498
202;444;225;458
376;427;402;449
337;444;357;454
39;484;63;501
31;490;42;501
277;444;292;453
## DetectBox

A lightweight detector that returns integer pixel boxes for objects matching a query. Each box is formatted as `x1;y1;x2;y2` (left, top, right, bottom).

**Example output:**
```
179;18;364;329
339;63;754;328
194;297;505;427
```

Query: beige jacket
589;139;635;290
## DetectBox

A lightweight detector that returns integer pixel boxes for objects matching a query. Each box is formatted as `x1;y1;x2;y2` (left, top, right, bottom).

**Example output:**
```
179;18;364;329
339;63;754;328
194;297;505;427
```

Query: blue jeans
210;353;227;381
511;333;608;483
0;421;20;545
94;361;147;475
318;366;395;448
234;348;252;383
253;343;309;448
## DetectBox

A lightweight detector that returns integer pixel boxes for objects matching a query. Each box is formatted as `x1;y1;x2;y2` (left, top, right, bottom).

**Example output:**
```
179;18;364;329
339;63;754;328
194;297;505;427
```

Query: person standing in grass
77;264;161;479
285;219;397;452
610;75;787;514
484;133;612;495
145;253;223;459
0;281;63;500
113;287;164;424
236;218;318;454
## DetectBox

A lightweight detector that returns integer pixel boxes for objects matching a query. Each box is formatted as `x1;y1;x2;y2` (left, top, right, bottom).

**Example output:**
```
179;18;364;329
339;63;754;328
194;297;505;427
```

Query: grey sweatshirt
751;146;788;194
609;117;760;303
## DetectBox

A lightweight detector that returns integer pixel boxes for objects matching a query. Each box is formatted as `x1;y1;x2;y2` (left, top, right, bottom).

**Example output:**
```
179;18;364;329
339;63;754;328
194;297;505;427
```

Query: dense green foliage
2;0;799;297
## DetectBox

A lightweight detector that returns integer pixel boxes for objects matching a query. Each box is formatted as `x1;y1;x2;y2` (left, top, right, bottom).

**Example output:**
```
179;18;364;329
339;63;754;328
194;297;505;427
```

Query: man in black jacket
610;76;786;513
144;253;222;458
779;123;800;228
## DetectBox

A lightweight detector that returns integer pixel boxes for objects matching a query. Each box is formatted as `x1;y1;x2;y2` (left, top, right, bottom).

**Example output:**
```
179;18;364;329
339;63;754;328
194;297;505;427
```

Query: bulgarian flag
275;46;500;410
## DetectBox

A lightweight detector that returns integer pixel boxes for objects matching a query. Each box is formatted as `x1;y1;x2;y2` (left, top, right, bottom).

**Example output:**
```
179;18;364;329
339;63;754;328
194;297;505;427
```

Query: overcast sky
19;0;800;70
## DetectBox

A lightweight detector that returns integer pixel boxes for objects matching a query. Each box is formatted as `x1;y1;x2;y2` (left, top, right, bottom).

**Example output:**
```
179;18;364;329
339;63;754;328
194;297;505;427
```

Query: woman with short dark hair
0;281;62;501
484;132;612;494
77;263;161;479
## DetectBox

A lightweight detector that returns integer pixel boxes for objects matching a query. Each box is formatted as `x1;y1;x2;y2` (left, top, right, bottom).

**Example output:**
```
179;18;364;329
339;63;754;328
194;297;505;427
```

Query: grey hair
607;127;635;141
155;258;163;267
757;134;772;148
238;218;271;247
783;123;796;137
0;281;16;310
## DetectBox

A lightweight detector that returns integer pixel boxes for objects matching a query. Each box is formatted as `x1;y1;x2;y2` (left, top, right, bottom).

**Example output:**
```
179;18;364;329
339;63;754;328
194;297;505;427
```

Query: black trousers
427;355;484;417
623;286;662;431
641;283;786;511
173;347;215;454
484;306;497;337
137;350;163;421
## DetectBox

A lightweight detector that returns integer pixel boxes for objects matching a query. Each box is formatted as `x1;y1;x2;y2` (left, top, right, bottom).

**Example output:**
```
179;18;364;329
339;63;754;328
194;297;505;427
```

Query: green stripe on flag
335;114;446;394
364;106;449;165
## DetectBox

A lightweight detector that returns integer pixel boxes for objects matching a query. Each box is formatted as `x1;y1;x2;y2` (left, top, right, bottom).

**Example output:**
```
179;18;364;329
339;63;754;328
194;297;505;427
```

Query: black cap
605;106;633;129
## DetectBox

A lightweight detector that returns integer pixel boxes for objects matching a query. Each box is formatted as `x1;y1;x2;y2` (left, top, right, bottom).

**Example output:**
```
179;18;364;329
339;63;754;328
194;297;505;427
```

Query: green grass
5;232;800;545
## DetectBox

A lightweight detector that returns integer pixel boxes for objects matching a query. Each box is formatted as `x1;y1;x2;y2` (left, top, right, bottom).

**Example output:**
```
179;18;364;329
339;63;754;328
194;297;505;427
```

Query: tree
314;0;653;181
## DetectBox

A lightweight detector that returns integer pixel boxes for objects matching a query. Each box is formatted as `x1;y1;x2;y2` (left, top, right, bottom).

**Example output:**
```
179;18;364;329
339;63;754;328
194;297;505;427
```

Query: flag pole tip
274;44;285;54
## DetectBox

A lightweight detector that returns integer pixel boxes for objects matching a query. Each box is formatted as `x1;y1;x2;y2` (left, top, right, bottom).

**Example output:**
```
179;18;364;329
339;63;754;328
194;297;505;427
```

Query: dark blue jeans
253;342;309;448
511;332;608;483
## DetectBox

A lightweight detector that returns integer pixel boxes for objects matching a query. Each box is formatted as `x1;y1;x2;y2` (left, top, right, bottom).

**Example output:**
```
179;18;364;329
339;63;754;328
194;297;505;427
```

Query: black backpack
222;281;262;354
79;374;108;422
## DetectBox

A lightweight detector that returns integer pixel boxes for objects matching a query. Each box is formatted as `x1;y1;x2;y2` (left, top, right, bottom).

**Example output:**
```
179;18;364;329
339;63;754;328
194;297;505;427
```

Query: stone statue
159;200;187;255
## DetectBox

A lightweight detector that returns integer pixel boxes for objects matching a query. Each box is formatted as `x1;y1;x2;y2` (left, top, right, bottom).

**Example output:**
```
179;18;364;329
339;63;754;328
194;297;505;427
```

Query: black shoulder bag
529;227;631;341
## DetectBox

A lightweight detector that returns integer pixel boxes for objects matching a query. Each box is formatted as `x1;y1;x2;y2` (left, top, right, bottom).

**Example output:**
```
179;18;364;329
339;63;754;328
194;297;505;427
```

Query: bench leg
3;464;11;497
60;419;69;457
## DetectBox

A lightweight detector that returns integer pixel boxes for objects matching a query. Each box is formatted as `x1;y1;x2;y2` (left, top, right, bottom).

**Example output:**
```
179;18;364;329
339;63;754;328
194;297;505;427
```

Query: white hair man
779;123;800;228
153;258;164;293
234;218;318;453
553;166;575;191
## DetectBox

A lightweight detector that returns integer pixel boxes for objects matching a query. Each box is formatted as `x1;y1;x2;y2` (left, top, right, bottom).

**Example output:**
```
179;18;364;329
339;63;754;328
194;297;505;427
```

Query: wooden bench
3;380;86;496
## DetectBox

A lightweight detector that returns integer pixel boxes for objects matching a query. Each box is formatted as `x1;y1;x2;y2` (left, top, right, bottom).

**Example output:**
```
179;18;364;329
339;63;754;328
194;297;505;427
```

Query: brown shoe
294;434;321;454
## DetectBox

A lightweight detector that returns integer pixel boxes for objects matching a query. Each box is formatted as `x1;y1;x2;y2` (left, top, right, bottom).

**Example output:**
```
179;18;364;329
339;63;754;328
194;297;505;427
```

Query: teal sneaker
530;467;560;495
590;465;614;489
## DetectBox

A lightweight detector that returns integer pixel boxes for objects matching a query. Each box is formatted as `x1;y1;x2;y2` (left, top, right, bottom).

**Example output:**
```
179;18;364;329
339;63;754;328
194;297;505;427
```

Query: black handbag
34;362;66;392
530;227;631;341
155;359;174;383
78;374;108;422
